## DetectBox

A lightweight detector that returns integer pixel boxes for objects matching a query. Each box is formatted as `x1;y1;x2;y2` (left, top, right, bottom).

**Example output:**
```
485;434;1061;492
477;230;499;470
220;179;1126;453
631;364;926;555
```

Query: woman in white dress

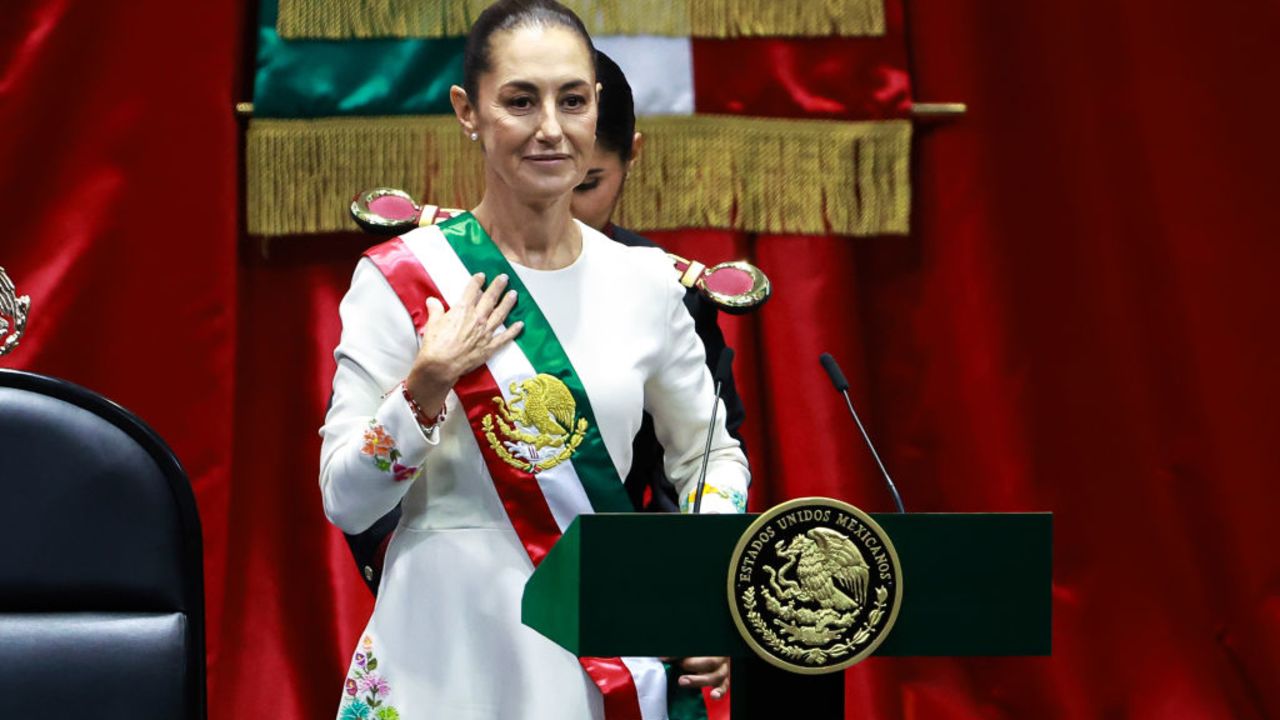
319;2;749;718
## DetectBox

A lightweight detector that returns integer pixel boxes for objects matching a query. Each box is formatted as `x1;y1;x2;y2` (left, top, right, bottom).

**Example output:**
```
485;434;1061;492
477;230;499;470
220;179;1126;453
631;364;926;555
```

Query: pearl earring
469;132;478;142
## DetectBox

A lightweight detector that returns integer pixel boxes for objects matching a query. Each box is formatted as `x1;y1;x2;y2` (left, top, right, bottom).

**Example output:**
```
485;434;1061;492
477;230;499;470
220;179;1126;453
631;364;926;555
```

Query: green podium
523;511;1052;717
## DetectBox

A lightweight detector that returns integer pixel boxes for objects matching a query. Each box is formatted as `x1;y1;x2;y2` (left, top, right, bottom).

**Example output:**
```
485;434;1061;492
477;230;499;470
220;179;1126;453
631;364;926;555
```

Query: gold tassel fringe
276;0;884;39
247;116;479;236
618;115;909;235
246;115;910;237
688;0;884;38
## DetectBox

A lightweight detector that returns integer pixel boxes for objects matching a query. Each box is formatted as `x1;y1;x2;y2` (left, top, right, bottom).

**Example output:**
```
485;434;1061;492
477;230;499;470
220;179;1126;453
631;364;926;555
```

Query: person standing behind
571;51;747;514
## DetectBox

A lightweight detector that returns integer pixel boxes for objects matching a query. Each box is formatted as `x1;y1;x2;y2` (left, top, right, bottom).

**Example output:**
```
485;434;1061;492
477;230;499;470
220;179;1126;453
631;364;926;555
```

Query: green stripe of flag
253;0;463;118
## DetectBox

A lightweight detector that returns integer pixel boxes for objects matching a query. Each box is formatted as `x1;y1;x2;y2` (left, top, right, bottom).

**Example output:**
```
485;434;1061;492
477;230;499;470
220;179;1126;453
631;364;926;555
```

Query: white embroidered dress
320;221;749;720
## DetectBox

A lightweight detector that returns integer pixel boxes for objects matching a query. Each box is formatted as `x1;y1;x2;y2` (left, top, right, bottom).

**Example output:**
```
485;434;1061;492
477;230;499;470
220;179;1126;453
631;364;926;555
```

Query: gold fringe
246;116;480;236
246;115;910;237
618;115;910;235
688;0;884;38
276;0;884;39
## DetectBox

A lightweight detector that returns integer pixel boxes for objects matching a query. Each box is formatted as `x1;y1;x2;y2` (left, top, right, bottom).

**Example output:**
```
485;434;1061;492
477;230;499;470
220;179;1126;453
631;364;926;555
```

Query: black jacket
343;225;746;593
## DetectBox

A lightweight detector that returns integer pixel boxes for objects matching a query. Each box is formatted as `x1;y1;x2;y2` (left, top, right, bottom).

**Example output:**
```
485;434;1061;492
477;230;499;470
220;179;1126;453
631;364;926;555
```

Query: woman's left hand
674;656;729;700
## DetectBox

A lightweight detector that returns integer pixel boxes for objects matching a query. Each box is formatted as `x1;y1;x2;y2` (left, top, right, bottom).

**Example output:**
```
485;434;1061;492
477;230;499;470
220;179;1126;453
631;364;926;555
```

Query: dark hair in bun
594;51;636;161
462;0;596;103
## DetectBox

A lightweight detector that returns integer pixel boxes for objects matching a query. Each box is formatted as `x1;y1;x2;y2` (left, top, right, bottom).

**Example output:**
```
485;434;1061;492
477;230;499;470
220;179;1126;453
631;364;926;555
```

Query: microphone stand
820;353;906;514
692;348;735;514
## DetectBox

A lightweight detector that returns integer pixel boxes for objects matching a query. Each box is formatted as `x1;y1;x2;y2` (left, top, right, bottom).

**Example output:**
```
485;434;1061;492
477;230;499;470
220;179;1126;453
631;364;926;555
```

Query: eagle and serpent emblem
481;373;588;474
728;498;903;673
0;266;30;356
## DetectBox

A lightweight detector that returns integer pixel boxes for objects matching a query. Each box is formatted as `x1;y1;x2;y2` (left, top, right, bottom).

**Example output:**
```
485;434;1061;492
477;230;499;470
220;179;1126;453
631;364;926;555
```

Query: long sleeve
643;259;750;514
609;224;748;511
319;259;440;534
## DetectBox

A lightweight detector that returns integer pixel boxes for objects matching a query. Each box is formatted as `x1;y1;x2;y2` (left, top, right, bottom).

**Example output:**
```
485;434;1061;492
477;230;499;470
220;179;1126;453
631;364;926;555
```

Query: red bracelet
400;381;447;431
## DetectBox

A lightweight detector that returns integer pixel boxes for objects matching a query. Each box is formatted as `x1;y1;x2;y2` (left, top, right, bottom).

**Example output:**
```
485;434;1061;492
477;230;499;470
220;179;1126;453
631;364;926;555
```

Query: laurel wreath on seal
743;585;890;665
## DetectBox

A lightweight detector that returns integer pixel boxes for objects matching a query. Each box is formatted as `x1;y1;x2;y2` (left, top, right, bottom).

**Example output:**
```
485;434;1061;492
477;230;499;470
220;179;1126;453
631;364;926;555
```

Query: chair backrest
0;369;205;720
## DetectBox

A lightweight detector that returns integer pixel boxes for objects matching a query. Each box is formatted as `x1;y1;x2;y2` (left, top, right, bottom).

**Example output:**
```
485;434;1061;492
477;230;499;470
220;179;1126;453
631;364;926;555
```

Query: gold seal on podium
727;497;903;674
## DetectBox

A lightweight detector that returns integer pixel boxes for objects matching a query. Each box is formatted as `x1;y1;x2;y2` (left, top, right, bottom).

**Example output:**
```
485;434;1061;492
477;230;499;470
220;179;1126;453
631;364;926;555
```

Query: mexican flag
247;0;914;239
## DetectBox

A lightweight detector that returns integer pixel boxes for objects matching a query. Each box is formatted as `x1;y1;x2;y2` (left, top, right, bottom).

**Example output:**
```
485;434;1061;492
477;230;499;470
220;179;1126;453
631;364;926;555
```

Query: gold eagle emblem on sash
481;374;588;474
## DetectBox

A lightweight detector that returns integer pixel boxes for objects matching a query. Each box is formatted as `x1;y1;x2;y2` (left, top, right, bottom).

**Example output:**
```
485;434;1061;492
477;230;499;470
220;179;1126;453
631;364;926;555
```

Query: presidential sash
365;214;673;720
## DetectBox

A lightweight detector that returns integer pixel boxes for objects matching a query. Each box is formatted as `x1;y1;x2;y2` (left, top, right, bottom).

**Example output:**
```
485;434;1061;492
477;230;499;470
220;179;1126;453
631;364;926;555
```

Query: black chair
0;369;206;719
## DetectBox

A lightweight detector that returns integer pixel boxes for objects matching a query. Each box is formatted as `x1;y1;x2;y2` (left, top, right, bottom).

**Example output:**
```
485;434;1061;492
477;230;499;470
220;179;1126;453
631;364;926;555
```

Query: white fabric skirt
334;526;604;720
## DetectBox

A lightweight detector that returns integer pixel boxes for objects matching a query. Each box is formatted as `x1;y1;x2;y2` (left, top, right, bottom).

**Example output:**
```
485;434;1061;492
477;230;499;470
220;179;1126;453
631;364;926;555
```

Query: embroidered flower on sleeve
361;424;395;456
360;420;420;482
341;636;400;718
681;482;748;513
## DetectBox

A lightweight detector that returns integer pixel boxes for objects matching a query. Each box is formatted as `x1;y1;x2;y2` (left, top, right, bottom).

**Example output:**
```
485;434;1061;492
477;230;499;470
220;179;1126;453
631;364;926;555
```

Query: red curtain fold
222;243;374;716
691;37;911;120
2;1;1278;719
692;0;911;119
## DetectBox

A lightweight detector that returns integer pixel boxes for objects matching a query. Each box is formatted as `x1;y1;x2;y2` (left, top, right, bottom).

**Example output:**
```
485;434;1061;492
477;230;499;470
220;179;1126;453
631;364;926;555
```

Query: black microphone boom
714;346;735;386
692;348;734;514
818;353;906;514
819;352;849;391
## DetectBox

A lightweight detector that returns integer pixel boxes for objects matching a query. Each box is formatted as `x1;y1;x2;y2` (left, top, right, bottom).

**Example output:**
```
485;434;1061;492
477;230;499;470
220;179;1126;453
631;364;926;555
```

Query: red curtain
0;0;243;700
2;1;1278;719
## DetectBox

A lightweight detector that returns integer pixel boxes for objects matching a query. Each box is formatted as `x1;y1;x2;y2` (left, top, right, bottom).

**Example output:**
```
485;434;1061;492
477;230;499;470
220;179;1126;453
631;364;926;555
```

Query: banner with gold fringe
247;115;910;236
247;0;915;237
276;0;886;40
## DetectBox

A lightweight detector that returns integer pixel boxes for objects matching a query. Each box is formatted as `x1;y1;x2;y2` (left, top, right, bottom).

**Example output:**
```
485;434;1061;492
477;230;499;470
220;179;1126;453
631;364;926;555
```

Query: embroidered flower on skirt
340;636;401;719
360;420;419;481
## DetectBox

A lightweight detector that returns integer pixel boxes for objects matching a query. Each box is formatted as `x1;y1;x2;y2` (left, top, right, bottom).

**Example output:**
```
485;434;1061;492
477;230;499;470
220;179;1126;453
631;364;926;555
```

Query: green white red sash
364;214;669;720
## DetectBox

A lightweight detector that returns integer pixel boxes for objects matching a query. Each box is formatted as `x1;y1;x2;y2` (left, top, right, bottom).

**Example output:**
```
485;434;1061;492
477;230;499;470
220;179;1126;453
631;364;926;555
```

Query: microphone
714;346;736;387
819;353;906;514
692;348;735;514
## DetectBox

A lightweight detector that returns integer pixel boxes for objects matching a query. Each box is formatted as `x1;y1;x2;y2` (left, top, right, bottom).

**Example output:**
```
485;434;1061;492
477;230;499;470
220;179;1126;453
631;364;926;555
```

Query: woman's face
457;25;598;204
571;144;628;231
